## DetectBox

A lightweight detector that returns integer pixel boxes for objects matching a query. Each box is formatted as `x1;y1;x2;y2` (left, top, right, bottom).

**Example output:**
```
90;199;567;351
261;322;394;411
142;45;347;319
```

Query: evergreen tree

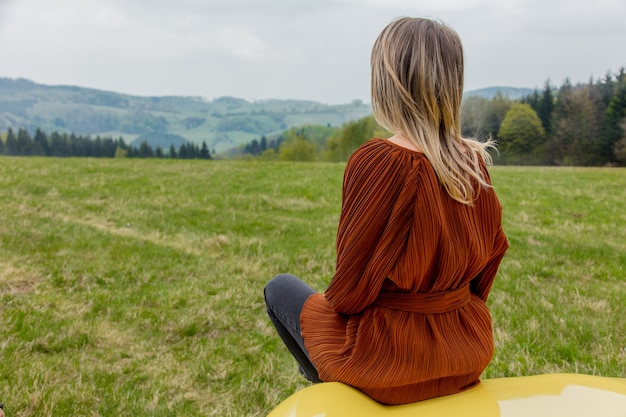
126;146;138;158
116;137;128;152
603;74;626;163
5;128;18;155
169;143;177;158
245;138;261;155
538;80;555;135
93;136;105;157
16;128;33;155
613;118;626;164
22;129;45;156
178;143;187;159
50;132;72;157
155;146;164;158
522;89;541;113
102;137;117;157
138;141;155;158
200;141;210;159
34;128;51;156
70;133;85;157
597;71;616;108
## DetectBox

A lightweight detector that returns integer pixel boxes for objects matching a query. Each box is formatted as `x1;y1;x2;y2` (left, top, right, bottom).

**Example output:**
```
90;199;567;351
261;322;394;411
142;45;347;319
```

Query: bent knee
264;274;298;302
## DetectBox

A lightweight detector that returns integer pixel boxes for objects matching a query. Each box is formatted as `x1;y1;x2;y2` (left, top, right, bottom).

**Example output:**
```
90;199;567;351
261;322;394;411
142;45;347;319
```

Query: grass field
0;157;624;416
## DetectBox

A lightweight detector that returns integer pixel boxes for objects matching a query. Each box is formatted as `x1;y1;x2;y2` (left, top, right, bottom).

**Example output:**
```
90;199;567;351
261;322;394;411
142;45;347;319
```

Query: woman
264;17;508;405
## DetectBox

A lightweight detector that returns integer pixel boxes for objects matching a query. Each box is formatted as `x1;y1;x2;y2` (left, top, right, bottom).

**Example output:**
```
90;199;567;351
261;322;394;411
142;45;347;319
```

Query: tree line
0;128;212;160
234;118;390;162
239;67;626;166
3;67;625;166
462;68;626;165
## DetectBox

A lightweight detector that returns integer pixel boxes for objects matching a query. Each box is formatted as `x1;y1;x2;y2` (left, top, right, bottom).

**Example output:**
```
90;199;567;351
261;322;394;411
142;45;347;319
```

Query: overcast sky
1;0;625;104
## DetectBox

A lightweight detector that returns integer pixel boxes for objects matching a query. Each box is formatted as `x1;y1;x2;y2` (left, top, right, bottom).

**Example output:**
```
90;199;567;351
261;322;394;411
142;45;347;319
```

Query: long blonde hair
371;17;495;204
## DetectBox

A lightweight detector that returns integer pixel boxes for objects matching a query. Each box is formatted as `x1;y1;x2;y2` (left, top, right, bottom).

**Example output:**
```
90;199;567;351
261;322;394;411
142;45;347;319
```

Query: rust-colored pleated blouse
300;138;508;405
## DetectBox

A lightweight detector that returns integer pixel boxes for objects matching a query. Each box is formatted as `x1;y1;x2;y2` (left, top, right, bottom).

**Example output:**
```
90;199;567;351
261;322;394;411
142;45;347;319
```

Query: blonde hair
371;17;495;204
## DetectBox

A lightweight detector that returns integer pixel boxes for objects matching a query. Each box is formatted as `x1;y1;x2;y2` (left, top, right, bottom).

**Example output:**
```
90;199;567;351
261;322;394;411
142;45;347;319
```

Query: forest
1;68;625;165
0;128;212;160
237;68;626;166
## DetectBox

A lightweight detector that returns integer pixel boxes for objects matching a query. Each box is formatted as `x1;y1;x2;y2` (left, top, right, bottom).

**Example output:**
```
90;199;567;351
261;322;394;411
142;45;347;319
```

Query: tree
178;143;189;159
101;137;118;157
5;128;19;155
278;130;316;161
597;71;616;108
602;76;626;163
16;128;34;155
538;80;555;135
323;116;380;162
114;146;128;158
497;103;546;164
126;146;138;158
116;137;128;153
258;148;278;160
550;84;602;165
486;92;514;140
461;93;515;142
49;132;72;157
462;96;493;139
70;133;86;157
92;136;104;157
613;118;626;165
137;141;155;158
244;138;261;156
200;141;211;159
23;129;45;156
34;128;51;156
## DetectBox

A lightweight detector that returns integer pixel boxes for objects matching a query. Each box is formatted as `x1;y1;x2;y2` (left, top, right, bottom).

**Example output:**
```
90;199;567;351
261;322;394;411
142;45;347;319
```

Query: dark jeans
264;274;321;382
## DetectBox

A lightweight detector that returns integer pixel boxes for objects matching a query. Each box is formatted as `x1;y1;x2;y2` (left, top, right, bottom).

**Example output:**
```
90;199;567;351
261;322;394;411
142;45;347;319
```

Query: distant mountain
0;77;372;152
464;86;533;100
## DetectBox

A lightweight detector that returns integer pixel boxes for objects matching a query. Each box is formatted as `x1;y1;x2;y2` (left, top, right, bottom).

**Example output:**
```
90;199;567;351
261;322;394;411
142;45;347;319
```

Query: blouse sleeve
324;142;421;315
470;224;508;302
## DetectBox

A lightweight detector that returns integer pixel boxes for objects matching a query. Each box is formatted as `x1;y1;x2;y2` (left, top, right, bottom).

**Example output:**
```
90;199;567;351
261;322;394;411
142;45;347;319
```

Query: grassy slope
0;158;624;416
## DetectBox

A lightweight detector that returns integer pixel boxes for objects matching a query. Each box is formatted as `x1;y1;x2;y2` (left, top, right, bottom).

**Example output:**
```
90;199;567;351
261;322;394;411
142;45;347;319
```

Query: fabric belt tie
373;285;471;314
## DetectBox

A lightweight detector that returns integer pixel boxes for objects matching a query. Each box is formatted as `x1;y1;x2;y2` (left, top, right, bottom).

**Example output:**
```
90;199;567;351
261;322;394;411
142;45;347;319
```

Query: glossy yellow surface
267;374;626;417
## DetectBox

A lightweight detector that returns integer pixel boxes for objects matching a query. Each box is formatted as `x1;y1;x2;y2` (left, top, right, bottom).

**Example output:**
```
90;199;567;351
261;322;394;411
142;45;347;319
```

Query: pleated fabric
300;138;508;405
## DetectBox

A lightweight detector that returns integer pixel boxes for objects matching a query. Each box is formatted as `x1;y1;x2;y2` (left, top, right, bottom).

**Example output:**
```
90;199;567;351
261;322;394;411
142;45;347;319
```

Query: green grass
0;158;624;416
486;167;626;378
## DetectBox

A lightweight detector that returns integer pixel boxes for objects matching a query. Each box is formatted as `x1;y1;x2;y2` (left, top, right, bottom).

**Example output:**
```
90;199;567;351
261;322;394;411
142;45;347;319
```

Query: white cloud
1;0;625;103
214;26;270;61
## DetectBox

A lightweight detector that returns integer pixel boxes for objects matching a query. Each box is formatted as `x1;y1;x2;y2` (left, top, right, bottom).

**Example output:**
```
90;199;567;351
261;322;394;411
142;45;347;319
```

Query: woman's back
300;139;508;405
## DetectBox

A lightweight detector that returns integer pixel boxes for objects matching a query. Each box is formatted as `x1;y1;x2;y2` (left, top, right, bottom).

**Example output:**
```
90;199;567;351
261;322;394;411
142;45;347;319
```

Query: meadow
0;157;624;416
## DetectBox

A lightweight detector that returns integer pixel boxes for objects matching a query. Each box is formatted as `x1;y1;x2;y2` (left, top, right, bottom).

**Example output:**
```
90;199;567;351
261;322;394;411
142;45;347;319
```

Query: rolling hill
0;77;372;153
464;86;533;100
0;77;532;152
